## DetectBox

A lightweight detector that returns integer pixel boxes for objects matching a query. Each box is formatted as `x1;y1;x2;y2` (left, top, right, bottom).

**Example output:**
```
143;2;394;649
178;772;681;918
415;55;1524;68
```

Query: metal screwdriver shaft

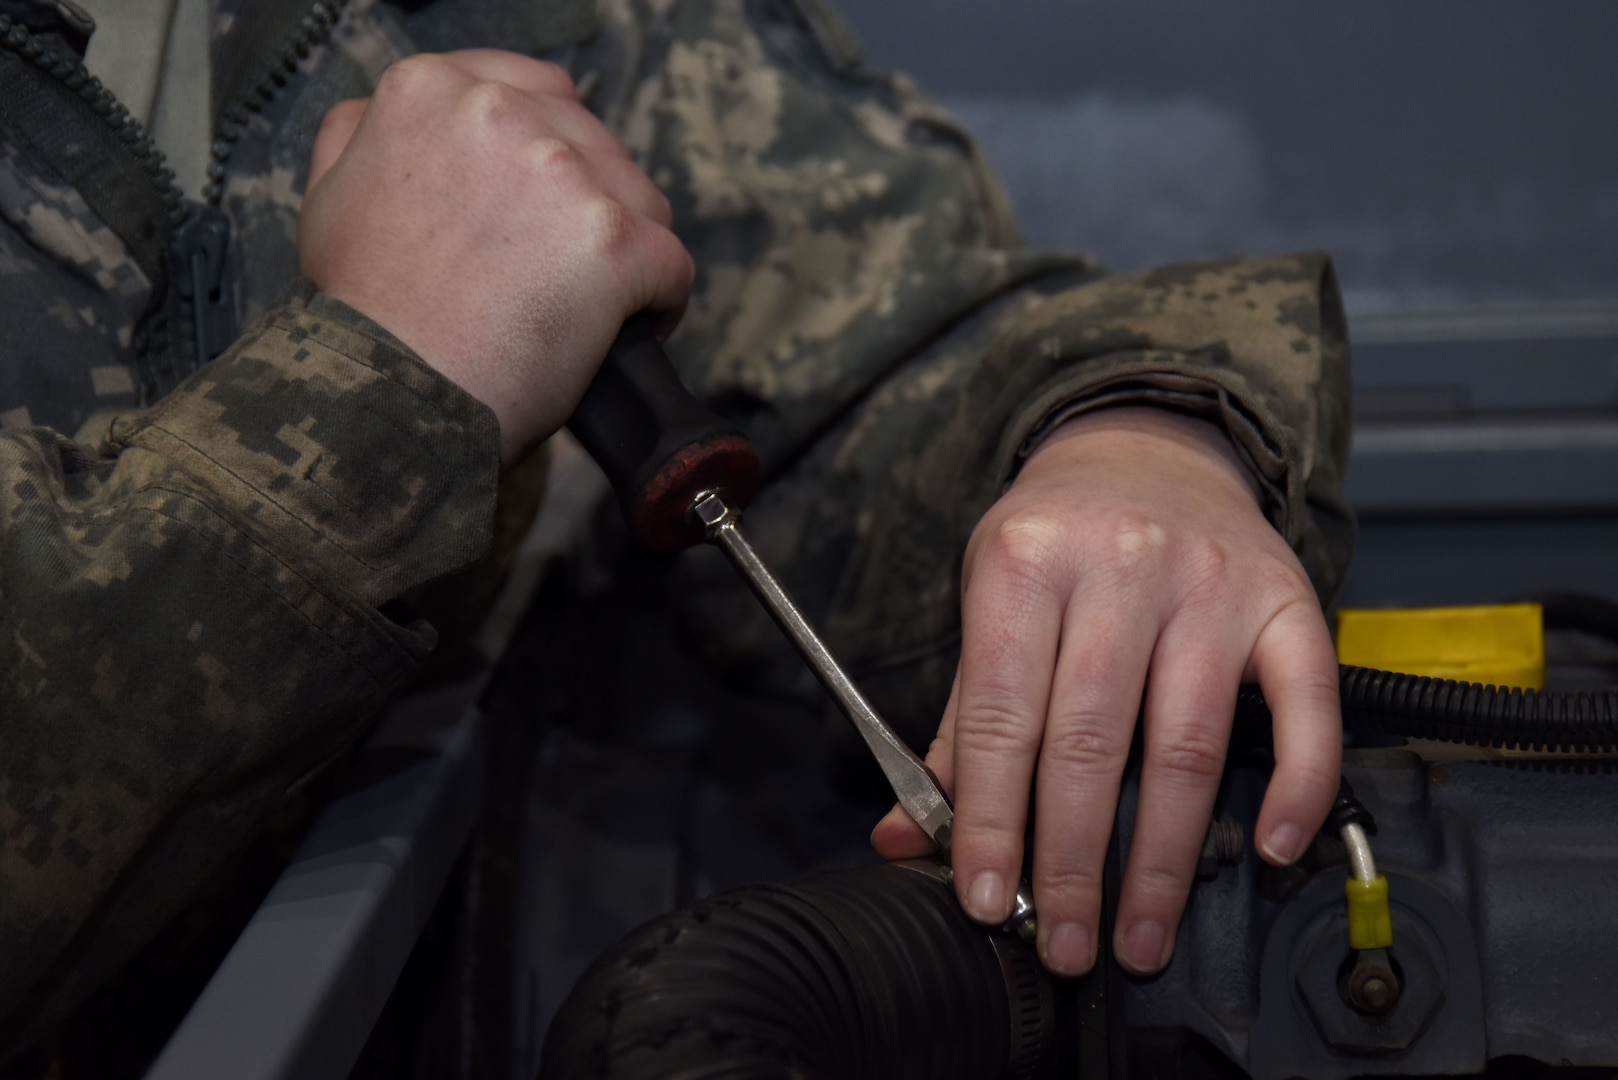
690;491;1038;944
568;316;1035;944
690;490;954;848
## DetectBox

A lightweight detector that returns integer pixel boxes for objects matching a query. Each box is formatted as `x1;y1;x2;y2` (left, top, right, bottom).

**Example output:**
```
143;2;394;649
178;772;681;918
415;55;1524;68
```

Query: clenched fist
298;50;694;464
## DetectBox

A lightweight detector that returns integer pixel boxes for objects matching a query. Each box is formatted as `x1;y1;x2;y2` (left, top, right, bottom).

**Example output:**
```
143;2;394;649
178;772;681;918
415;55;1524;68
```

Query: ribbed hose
545;655;1618;1078
1237;664;1618;752
539;863;1064;1080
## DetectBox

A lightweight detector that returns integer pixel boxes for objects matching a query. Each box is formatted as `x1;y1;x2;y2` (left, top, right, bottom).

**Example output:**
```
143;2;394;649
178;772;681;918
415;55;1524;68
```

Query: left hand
871;406;1341;978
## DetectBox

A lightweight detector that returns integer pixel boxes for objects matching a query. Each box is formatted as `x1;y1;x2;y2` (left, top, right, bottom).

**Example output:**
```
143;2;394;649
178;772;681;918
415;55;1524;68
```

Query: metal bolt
1356;976;1393;1012
1344;949;1402;1017
1196;819;1245;878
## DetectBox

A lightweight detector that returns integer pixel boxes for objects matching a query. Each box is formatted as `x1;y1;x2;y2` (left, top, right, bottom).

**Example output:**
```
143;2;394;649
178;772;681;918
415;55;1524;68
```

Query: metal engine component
1196;820;1245;880
1118;745;1618;1077
1260;872;1469;1071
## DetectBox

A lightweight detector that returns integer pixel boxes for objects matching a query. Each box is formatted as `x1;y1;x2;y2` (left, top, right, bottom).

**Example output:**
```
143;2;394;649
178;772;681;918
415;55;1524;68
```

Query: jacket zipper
0;11;186;222
202;0;351;207
0;0;352;375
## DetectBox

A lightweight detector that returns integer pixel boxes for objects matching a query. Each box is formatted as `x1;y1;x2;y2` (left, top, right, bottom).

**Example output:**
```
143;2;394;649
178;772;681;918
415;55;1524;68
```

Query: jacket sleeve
578;0;1354;747
0;286;500;1040
781;254;1353;746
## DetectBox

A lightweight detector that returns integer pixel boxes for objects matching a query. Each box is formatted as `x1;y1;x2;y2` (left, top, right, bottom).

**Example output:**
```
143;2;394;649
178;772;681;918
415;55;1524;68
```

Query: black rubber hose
1236;664;1618;752
539;862;1066;1080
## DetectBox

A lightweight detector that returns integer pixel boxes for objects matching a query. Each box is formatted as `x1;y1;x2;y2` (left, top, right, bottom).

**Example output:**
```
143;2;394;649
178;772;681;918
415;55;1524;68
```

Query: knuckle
1029;511;1171;595
976;512;1063;589
1131;861;1191;902
652;188;675;226
1062;641;1125;691
955;698;1039;755
1040;718;1122;773
377;53;452;98
1257;598;1338;677
1253;558;1317;609
669;241;696;290
955;820;1026;853
1093;512;1171;582
954;829;1027;869
463;78;530;131
1288;660;1342;707
524;135;584;176
1281;756;1342;801
581;196;640;256
991;513;1060;568
1035;863;1104;906
320;98;366;128
1150;727;1227;783
530;58;577;95
1178;536;1234;606
1185;646;1233;687
1106;511;1167;552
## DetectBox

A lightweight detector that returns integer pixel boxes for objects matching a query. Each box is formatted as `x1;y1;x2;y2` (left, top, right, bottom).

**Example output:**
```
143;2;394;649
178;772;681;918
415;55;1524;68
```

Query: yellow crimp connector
1335;603;1545;690
1346;874;1394;950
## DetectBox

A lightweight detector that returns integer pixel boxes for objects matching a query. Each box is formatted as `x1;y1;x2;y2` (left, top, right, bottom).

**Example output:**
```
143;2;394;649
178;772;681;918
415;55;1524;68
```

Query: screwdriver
568;316;1037;944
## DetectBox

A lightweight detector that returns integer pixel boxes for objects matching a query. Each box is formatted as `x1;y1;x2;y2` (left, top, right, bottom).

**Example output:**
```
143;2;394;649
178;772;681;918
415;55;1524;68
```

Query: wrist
1025;406;1262;504
313;285;530;465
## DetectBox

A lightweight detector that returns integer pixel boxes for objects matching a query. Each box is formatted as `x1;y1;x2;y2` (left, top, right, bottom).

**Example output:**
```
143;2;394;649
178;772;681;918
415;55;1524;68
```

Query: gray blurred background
837;0;1618;610
835;0;1618;318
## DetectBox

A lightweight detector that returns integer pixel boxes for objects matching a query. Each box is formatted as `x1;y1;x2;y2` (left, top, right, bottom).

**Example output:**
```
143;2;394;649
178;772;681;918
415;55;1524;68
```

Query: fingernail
1261;823;1304;865
1118;921;1167;974
1043;923;1093;976
966;871;1007;922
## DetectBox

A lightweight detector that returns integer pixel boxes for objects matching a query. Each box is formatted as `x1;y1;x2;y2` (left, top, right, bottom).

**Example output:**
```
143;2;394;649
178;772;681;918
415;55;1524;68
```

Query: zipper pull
169;207;241;370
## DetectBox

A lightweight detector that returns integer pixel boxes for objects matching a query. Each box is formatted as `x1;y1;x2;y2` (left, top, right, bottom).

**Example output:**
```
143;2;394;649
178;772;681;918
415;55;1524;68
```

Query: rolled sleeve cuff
990;253;1352;576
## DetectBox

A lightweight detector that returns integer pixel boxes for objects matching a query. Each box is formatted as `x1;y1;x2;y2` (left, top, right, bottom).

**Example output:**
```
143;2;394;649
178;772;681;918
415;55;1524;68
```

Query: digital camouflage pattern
0;0;506;1052
0;285;501;1046
0;140;151;437
0;0;1353;1055
579;0;1353;746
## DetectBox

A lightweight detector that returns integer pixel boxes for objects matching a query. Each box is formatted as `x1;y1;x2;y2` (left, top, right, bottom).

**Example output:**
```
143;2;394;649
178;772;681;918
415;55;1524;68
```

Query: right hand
871;408;1341;978
298;50;695;465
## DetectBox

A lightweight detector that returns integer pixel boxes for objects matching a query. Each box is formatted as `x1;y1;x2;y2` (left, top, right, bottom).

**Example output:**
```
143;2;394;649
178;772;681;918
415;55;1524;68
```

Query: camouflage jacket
0;0;1354;1054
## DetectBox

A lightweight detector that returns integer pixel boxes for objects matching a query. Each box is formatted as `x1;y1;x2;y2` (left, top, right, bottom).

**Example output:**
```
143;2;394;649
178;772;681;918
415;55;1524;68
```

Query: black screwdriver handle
568;315;762;550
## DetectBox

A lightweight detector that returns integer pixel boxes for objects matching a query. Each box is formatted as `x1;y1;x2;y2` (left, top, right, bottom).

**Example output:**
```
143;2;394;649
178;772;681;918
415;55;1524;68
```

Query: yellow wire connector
1346;874;1394;950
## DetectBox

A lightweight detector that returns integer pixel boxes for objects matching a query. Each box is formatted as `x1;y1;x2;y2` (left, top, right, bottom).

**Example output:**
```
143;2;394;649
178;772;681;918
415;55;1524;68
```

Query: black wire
1323;776;1377;835
1510;591;1618;646
1237;666;1618;753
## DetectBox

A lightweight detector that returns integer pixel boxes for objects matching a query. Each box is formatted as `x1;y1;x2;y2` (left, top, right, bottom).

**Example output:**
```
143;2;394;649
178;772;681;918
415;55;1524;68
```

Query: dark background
835;0;1618;318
